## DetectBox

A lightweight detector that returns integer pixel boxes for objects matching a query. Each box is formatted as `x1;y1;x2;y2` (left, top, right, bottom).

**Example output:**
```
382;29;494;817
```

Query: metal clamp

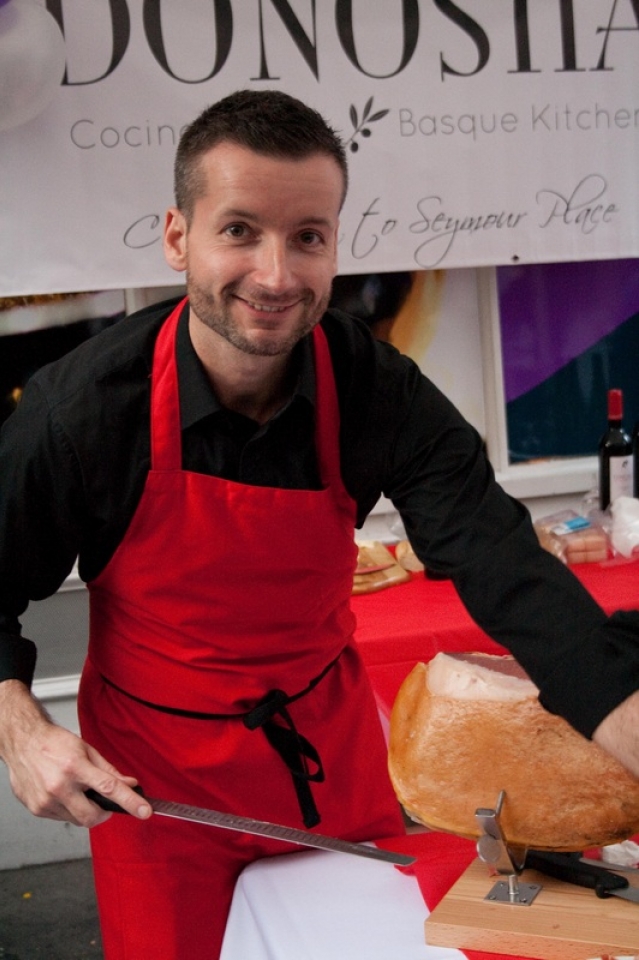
475;791;542;906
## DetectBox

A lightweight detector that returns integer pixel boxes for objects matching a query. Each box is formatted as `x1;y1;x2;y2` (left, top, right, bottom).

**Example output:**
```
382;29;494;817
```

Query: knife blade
525;850;639;904
85;789;416;867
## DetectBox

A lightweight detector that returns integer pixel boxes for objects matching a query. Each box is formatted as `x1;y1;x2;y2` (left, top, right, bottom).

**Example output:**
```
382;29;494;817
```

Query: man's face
164;142;343;358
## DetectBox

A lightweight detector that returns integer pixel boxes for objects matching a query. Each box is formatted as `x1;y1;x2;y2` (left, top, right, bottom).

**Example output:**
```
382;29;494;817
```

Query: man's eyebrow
297;217;335;229
219;208;256;220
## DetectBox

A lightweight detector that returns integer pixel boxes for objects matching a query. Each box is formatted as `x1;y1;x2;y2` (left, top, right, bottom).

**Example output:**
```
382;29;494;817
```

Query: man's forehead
198;142;345;192
195;143;345;216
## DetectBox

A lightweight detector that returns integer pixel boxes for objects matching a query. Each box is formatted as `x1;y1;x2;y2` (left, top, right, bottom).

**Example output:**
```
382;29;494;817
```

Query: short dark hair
174;89;348;222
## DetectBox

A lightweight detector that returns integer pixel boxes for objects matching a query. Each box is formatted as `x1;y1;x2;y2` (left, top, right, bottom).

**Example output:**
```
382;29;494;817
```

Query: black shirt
2;297;639;737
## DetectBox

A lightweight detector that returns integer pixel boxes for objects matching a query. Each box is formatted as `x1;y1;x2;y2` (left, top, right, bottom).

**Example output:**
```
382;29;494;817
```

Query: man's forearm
0;678;51;765
593;690;639;782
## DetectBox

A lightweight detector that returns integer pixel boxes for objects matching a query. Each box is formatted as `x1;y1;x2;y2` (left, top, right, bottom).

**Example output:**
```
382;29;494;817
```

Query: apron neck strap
150;298;185;472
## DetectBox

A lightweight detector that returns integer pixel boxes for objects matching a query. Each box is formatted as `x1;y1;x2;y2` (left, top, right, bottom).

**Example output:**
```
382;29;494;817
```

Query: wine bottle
598;388;633;510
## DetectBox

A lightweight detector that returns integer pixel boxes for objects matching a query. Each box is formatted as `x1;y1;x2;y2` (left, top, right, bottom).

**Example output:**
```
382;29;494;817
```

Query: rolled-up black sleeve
0;630;37;686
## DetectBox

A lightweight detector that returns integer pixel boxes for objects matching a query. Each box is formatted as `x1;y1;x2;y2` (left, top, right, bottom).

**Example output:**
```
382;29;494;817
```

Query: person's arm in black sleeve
0;379;81;686
0;379;84;619
0;623;37;687
374;350;639;771
0;378;152;825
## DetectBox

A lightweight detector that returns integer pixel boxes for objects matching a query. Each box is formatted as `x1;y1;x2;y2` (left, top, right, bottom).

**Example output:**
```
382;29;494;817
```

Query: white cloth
220;847;463;960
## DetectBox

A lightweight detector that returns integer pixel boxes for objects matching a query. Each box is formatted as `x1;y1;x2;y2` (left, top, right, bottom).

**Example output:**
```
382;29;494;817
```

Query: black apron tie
243;689;324;828
99;653;341;829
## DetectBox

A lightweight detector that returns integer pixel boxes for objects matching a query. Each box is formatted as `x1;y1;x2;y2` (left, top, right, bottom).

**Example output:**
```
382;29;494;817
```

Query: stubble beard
187;277;332;357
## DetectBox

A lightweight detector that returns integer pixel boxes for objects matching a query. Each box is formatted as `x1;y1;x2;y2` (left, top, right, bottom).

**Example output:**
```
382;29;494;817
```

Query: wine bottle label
609;455;634;502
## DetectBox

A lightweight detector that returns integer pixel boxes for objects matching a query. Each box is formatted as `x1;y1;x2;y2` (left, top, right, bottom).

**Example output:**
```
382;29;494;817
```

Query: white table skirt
220;846;463;960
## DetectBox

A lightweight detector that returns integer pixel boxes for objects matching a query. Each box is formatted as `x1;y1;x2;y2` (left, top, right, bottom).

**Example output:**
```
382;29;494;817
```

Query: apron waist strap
243;692;325;828
99;653;342;828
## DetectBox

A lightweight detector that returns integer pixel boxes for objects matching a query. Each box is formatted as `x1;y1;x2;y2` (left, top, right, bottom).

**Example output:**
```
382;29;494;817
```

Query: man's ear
163;207;188;272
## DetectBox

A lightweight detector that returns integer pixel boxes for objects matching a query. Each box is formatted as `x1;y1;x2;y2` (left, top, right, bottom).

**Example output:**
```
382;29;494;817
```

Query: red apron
79;299;402;960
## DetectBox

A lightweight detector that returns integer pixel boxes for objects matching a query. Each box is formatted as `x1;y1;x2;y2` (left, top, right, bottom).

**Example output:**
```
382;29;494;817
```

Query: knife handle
525;851;629;898
85;785;144;814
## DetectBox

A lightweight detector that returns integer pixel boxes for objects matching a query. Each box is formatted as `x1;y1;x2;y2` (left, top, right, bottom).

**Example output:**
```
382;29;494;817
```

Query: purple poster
497;259;639;461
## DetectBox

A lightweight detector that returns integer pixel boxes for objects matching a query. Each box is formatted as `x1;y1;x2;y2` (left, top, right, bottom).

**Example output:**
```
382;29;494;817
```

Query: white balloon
0;0;67;132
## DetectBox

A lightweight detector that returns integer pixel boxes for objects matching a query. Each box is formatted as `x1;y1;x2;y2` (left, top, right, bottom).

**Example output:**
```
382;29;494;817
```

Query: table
220;831;489;960
219;846;443;960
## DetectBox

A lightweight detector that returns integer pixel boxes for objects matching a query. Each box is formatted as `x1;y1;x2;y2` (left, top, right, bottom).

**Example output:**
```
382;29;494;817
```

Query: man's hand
0;679;153;826
593;688;639;781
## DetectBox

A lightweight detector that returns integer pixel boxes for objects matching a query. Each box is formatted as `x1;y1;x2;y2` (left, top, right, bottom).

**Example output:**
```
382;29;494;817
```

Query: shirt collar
175;303;316;430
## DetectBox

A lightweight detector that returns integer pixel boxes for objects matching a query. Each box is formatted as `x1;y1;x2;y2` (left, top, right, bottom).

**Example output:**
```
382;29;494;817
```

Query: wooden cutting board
425;857;639;959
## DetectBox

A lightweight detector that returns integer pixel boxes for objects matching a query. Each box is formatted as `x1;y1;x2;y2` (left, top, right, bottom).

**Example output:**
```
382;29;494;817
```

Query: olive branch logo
345;97;390;152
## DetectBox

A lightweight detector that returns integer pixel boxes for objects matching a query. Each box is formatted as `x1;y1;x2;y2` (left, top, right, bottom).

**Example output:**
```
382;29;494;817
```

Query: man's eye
225;224;248;238
299;231;322;246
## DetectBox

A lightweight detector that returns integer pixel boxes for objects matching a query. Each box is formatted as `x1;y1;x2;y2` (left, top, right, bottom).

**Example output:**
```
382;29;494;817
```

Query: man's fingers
84;783;151;818
82;756;153;820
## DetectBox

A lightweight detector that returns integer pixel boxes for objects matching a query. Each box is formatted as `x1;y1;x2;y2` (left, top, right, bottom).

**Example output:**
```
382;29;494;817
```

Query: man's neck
189;319;298;425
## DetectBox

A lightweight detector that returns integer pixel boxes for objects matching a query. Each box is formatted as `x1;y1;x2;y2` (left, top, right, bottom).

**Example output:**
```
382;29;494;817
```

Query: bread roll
388;652;639;851
395;539;425;572
533;511;610;565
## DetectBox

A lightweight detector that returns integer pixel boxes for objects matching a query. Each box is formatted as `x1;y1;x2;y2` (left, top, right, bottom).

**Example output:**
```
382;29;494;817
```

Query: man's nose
252;238;296;291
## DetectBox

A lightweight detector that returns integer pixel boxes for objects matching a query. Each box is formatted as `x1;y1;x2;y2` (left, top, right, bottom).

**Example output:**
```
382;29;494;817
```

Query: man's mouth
244;299;291;313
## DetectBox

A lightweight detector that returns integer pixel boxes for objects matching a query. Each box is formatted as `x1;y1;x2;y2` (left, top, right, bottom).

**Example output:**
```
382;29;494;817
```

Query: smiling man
165;138;342;420
2;90;639;960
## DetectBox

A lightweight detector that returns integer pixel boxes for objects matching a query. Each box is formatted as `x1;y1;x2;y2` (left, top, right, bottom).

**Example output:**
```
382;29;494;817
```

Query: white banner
1;0;638;295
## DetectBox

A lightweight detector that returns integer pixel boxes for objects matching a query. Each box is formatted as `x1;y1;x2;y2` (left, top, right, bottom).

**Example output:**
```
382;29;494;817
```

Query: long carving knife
85;789;416;866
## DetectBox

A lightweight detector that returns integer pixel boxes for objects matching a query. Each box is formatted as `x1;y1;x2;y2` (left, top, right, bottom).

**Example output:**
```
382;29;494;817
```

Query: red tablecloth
354;558;639;717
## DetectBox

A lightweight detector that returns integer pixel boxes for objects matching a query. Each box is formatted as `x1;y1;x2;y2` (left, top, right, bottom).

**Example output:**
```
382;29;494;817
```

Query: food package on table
533;509;609;565
395;539;425;572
